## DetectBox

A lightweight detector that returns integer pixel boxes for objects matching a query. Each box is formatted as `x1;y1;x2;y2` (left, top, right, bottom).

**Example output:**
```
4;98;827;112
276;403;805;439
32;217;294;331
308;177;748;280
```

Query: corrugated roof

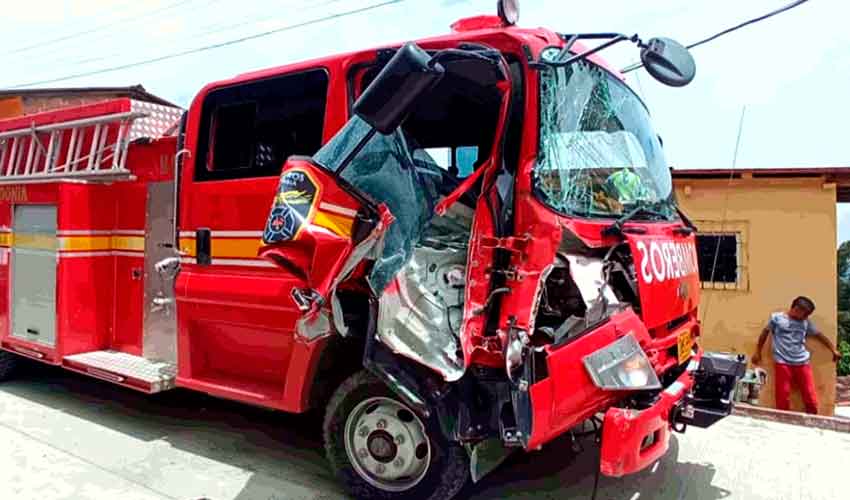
0;84;179;108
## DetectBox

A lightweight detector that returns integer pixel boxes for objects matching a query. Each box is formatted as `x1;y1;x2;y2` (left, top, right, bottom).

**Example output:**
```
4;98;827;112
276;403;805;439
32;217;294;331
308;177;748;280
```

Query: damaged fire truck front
0;2;747;499
258;3;746;498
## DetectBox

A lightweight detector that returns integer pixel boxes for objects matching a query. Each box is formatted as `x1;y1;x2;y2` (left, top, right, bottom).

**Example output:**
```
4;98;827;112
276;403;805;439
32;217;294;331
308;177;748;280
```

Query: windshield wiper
603;205;668;237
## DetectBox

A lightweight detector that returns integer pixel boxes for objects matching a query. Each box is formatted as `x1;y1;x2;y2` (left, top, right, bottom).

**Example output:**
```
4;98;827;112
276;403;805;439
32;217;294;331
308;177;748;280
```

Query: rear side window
195;68;329;181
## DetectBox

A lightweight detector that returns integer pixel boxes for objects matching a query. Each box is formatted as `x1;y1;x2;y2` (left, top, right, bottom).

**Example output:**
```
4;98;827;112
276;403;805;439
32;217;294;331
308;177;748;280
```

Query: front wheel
323;371;469;500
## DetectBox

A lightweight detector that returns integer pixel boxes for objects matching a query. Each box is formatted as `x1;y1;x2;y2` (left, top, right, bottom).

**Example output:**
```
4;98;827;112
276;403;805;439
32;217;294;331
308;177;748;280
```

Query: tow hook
670;398;694;434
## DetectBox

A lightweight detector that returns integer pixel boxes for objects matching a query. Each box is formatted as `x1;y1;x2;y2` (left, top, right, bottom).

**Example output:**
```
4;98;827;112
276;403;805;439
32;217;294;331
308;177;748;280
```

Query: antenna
701;105;747;324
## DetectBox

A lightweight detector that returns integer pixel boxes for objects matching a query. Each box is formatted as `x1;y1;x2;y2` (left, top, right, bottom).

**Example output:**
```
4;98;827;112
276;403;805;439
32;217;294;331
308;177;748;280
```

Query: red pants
774;362;819;414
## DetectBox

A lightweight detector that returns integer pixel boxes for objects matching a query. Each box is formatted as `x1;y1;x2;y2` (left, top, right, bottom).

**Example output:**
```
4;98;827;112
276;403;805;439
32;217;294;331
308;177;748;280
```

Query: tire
0;349;19;382
323;371;469;500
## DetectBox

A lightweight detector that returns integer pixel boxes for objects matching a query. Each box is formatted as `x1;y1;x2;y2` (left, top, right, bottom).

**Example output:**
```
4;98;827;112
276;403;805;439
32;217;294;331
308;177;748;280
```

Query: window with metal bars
696;233;740;285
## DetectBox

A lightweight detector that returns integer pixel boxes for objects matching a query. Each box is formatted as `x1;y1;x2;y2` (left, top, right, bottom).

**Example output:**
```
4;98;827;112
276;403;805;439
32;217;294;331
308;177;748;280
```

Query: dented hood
626;231;700;329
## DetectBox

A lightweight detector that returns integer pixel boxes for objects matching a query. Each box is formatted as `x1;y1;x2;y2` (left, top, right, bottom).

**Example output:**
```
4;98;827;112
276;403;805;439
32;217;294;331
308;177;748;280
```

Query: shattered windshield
314;116;442;293
534;60;676;219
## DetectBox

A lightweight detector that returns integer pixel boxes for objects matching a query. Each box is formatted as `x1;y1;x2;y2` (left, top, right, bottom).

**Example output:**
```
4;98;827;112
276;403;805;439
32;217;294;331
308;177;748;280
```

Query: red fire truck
0;2;745;498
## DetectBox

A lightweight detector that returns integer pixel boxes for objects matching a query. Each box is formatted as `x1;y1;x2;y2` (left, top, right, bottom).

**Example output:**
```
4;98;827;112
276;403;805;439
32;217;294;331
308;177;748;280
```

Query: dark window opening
697;233;739;284
195;69;329;181
350;50;523;198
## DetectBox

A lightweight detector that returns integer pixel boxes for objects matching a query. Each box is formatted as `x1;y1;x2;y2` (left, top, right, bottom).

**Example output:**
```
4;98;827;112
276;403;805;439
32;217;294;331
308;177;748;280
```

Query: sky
2;0;848;241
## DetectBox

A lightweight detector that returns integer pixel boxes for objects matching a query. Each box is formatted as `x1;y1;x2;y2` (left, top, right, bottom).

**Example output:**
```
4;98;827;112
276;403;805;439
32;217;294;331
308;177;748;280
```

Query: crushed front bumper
599;350;746;477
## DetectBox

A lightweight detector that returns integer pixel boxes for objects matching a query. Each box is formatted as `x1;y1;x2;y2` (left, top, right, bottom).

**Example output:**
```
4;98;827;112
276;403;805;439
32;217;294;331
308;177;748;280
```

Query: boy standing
752;296;841;414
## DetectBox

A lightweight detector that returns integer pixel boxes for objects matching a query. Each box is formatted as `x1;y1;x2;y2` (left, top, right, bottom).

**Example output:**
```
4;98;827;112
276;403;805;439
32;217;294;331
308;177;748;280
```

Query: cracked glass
534;60;676;219
314;116;442;293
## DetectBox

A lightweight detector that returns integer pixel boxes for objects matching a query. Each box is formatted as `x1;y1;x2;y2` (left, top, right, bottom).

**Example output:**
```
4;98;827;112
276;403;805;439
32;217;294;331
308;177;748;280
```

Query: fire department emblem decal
263;170;318;243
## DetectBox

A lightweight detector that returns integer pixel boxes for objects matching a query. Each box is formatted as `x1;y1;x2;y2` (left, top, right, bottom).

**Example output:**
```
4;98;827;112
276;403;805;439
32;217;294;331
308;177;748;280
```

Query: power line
686;0;809;50
701;105;747;325
57;0;344;70
9;0;403;88
622;0;811;73
3;0;198;55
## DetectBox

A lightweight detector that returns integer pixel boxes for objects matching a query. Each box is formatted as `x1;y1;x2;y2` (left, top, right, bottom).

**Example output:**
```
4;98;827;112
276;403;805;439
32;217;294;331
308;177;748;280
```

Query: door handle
196;228;211;265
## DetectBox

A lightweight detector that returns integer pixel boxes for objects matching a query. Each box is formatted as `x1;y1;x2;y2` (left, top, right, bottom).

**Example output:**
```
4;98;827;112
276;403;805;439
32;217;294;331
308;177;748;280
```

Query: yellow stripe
7;234;145;253
59;235;112;251
313;210;354;238
179;237;261;259
179;237;196;257
12;233;58;251
110;235;145;252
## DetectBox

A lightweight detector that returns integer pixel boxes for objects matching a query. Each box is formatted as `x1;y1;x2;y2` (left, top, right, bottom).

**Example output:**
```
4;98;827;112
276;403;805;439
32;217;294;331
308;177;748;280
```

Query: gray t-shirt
767;312;817;365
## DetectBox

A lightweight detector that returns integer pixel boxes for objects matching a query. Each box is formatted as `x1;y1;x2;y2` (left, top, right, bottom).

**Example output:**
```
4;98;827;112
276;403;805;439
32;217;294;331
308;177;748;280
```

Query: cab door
175;68;338;411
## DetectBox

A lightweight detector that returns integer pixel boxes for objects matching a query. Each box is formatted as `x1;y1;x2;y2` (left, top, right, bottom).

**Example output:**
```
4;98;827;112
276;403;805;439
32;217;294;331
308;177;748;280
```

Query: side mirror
640;37;696;87
354;42;445;134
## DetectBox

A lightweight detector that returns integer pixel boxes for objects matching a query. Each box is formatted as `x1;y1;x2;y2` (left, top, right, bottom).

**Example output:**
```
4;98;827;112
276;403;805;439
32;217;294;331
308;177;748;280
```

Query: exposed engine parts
534;243;638;345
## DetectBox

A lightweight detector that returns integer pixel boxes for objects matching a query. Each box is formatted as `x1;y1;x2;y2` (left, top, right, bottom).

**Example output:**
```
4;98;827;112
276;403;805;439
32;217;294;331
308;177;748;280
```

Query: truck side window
422;146;478;178
195;68;329;181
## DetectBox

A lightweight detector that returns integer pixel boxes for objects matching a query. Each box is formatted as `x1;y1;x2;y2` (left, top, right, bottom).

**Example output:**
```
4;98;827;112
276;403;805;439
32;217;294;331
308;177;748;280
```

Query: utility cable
622;0;811;73
58;0;344;69
3;0;199;55
8;0;403;88
700;105;747;325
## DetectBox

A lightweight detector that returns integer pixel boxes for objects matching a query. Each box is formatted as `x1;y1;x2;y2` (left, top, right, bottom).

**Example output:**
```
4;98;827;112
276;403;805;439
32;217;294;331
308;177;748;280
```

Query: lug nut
395;434;405;445
358;448;369;458
359;426;370;437
376;464;386;474
376;419;387;430
393;457;405;468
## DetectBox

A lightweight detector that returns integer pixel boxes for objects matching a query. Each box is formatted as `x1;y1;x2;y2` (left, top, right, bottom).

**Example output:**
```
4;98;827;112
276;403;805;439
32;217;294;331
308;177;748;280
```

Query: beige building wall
674;176;837;415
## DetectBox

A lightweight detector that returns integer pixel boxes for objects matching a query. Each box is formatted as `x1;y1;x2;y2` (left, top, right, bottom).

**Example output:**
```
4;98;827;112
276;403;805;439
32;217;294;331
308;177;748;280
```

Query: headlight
583;334;662;391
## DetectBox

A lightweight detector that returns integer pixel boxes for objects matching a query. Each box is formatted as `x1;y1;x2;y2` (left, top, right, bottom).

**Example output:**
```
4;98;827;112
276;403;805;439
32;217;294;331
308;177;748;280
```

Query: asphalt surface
1;363;848;500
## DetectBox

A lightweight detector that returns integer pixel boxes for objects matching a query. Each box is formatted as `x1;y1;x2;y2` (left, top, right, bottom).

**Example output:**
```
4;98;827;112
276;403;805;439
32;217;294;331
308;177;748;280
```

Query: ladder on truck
0;99;182;184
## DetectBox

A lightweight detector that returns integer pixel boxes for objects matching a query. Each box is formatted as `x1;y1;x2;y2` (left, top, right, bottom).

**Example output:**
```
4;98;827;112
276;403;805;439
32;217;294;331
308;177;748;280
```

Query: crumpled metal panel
563;254;619;310
375;206;472;381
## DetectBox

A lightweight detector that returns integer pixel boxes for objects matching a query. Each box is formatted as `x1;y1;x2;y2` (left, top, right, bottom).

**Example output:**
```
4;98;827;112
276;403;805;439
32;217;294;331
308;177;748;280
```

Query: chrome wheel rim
344;396;431;492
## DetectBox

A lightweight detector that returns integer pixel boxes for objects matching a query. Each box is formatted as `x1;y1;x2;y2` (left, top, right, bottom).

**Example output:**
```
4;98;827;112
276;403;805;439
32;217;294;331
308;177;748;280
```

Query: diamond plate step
63;350;177;393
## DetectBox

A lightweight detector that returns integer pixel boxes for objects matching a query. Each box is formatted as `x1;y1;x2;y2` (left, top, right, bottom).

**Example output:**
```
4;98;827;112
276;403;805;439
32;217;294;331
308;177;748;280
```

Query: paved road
1;364;848;500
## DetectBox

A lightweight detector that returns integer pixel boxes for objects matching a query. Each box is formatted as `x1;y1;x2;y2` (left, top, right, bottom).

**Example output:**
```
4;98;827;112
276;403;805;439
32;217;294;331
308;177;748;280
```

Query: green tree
839;341;850;377
838;242;850;374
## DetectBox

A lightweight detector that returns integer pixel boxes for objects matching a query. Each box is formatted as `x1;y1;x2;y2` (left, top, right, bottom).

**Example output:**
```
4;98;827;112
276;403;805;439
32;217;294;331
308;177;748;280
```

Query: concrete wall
674;176;838;414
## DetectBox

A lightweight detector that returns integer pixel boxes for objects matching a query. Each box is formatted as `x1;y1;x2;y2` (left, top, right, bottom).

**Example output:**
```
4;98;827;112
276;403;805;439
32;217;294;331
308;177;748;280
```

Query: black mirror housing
353;42;445;134
640;37;695;87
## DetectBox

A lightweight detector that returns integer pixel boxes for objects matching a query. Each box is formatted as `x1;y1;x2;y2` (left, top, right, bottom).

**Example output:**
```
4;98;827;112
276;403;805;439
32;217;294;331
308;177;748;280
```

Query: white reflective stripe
57;230;113;236
319;202;358;218
664;381;685;397
210;231;263;238
178;230;262;238
112;251;144;258
178;257;275;268
687;360;700;372
59;251;113;258
55;229;145;236
212;258;274;267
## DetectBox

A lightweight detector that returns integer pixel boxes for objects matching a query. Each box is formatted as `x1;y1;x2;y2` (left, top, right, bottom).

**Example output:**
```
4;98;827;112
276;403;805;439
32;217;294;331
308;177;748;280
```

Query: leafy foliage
837;242;850;375
839;341;850;377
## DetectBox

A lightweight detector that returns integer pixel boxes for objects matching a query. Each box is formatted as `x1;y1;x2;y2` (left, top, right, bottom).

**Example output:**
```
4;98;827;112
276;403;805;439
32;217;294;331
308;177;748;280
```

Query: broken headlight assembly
583;334;661;391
